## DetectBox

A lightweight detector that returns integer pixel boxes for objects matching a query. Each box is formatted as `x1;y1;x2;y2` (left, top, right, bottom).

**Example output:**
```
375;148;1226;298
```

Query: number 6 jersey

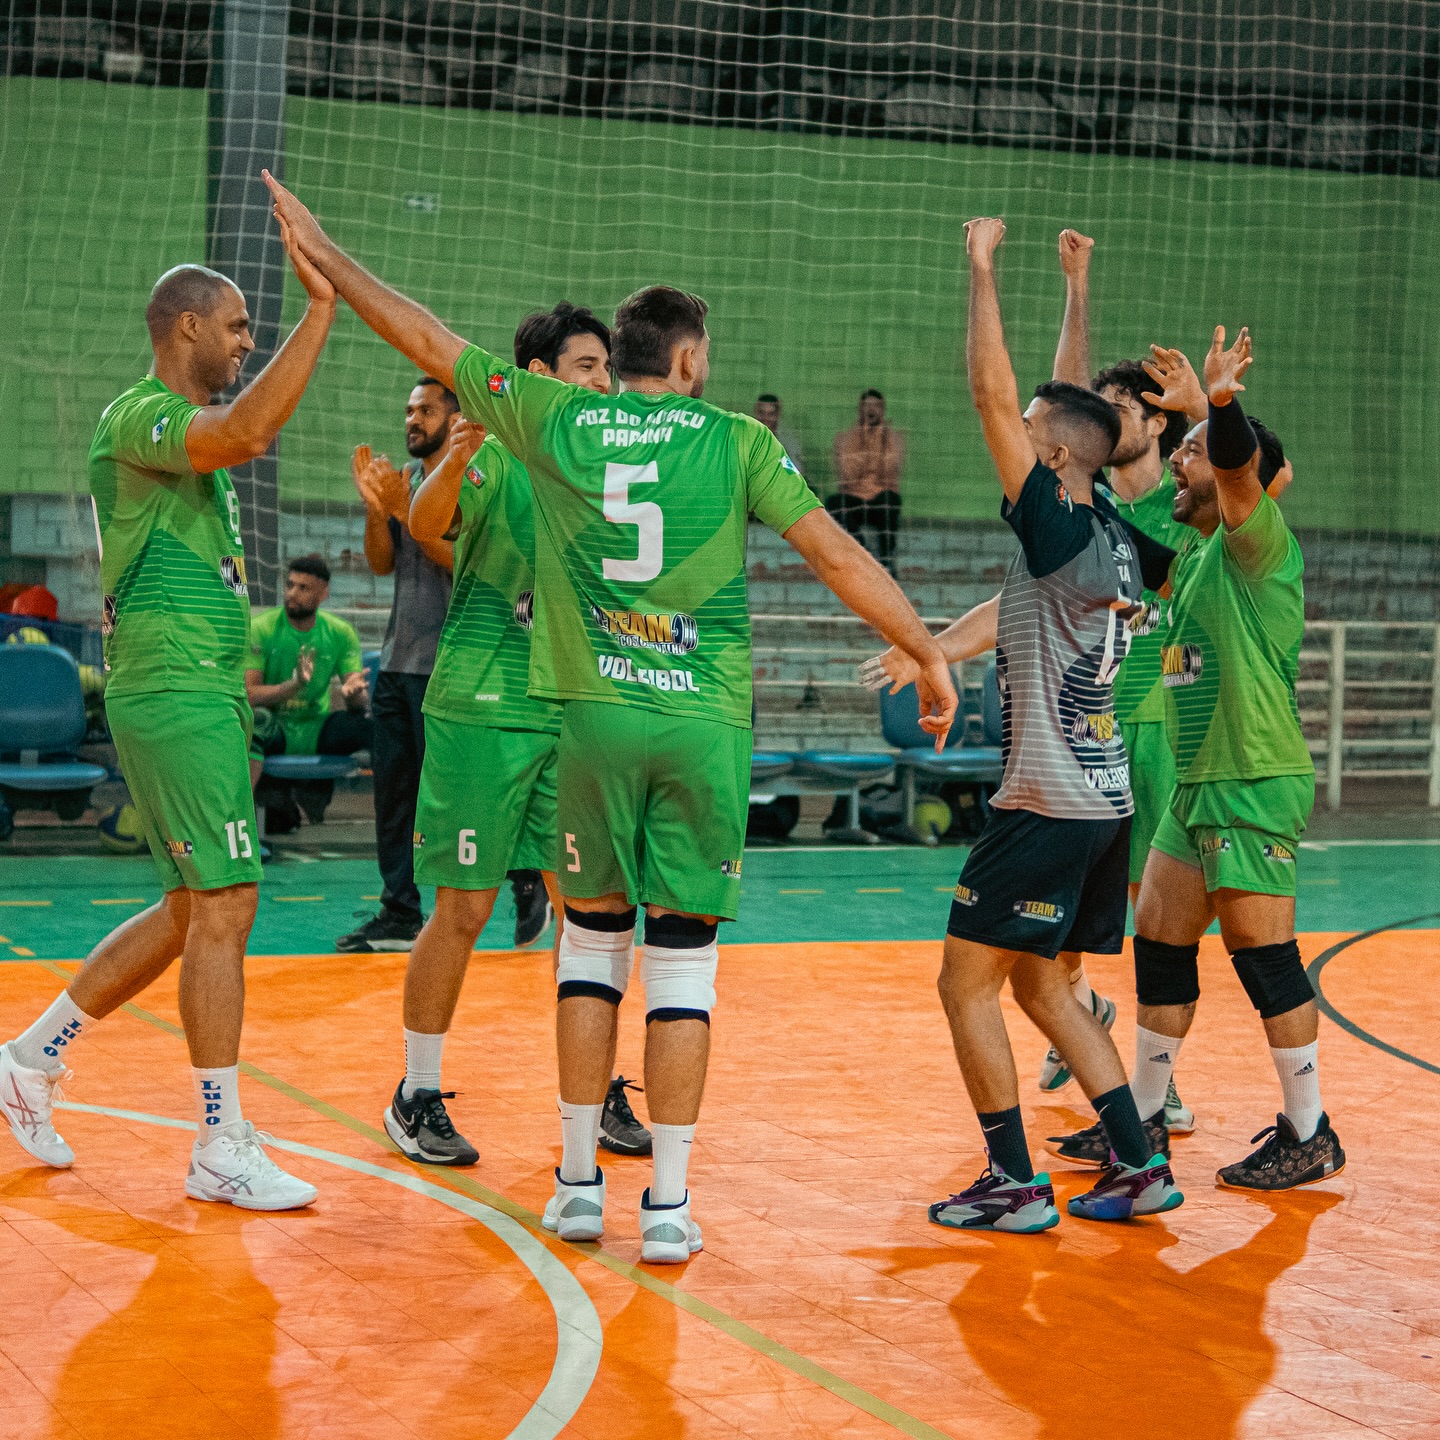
452;344;821;729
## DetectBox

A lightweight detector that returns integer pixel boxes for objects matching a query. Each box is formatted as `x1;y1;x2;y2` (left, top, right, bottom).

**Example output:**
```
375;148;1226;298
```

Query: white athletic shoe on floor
185;1121;317;1211
1037;993;1117;1092
0;1042;74;1168
542;1167;606;1242
639;1188;703;1264
1163;1076;1196;1134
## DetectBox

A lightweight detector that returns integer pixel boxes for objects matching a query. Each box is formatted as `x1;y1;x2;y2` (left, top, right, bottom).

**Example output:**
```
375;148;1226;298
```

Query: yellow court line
0;900;51;907
30;958;956;1440
779;888;824;895
271;896;325;903
857;887;904;894
10;948;35;957
361;895;381;900
91;898;147;906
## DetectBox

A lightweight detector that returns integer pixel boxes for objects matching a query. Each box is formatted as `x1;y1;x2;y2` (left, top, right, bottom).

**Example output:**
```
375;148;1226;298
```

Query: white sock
1271;1042;1322;1142
10;990;95;1073
1129;1026;1183;1121
402;1029;445;1098
558;1097;602;1183
193;1066;242;1136
650;1123;695;1206
1069;967;1094;1013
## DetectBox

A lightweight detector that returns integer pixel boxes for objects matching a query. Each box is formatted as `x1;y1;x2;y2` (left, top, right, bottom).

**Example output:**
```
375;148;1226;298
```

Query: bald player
0;227;332;1210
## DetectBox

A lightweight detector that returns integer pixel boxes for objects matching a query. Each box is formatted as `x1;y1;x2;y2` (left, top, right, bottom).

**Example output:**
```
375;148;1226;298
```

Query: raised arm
1202;325;1265;531
965;218;1037;503
782;508;956;747
858;594;998;694
1141;344;1209;426
262;171;465;389
184;216;335;474
409;420;486;543
1052;229;1094;387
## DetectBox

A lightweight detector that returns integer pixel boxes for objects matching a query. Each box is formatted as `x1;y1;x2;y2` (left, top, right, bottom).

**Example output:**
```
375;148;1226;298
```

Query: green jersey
422;437;560;734
246;606;363;755
451;345;821;728
1162;493;1314;783
90;375;250;696
1108;473;1191;725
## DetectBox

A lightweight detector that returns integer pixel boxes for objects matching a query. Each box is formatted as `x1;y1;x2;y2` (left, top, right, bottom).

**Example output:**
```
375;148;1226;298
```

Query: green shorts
1122;719;1177;885
557;701;750;920
412;716;558;889
1150;773;1315;897
105;689;263;892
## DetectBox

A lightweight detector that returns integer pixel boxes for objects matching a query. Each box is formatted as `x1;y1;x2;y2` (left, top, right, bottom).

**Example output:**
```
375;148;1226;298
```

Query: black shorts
946;806;1132;960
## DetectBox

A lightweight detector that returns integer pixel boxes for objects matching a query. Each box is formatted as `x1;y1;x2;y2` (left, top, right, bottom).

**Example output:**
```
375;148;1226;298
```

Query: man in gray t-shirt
927;217;1182;1237
336;378;456;954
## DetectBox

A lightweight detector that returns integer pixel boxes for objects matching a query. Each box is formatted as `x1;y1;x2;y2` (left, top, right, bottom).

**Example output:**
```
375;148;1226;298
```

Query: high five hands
1203;325;1252;407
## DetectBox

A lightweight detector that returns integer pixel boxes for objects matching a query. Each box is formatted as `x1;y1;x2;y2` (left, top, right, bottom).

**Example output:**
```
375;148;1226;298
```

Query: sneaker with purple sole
1067;1152;1184;1221
929;1166;1060;1233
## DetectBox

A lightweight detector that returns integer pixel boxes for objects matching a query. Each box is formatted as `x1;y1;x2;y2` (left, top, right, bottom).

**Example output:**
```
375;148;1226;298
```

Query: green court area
1;840;1436;962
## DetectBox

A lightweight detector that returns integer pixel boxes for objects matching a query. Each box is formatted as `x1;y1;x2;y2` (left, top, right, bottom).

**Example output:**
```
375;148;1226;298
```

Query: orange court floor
1;930;1438;1440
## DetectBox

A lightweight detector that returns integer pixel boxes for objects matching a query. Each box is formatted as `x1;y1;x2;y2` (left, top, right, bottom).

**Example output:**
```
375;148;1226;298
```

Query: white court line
56;1101;601;1440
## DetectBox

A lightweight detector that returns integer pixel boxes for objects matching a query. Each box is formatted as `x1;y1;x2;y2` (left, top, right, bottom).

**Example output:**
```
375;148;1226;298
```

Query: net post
1429;623;1440;809
206;0;289;609
1326;622;1346;811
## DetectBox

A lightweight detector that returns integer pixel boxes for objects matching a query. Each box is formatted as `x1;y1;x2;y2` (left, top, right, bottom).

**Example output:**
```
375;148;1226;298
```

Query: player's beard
406;424;448;459
284;601;319;623
1108;433;1152;467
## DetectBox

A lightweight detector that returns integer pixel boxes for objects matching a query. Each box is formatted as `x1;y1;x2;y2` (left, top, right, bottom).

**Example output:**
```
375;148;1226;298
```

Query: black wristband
1207;397;1257;471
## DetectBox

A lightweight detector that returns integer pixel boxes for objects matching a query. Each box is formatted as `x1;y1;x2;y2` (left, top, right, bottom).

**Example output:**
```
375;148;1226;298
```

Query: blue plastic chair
791;749;896;845
0;646;108;839
750;750;795;787
878;667;1004;843
362;648;381;700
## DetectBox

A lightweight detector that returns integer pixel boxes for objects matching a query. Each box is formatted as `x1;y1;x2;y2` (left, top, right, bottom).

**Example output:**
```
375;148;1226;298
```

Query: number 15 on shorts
224;819;253;860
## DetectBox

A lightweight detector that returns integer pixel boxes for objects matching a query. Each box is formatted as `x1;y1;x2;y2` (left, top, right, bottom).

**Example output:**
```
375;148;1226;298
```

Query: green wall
4;76;1438;532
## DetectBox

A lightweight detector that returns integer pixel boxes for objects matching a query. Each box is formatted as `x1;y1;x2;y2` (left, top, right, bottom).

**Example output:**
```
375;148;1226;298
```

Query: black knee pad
556;980;623;1005
1230;940;1313;1019
643;912;719;948
1133;935;1201;1007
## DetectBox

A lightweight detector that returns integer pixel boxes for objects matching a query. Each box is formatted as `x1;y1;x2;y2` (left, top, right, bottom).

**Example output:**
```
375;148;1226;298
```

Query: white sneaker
1038;993;1117;1092
639;1188;703;1264
542;1167;605;1241
0;1042;74;1168
1163;1076;1196;1134
186;1121;317;1211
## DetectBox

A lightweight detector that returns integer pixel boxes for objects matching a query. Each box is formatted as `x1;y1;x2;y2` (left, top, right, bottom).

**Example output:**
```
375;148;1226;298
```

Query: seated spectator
753;393;805;475
246;554;370;832
829;388;905;574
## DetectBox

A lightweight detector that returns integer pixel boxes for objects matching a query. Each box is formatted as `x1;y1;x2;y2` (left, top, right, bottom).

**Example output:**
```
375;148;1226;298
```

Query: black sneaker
1216;1112;1345;1191
598;1075;652;1156
383;1082;479;1166
1044;1111;1170;1169
510;871;553;948
335;909;423;954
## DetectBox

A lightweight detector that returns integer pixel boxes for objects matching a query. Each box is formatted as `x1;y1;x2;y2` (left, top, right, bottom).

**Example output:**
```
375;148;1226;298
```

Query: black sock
1092;1085;1152;1169
976;1106;1034;1182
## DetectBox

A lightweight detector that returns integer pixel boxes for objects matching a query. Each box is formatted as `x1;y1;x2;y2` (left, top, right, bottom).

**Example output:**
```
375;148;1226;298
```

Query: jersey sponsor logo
102;594;117;637
1013;899;1063;923
514;590;534;630
780;455;801;475
597;653;700;693
952;883;979;907
152;414;170;444
1083;764;1130;790
473;693;500;701
465;465;485;487
1070;711;1116;745
1161;643;1204;686
412;830;426;849
220;555;249;598
721;858;743;878
591;604;698;655
487;372;508;394
575;405;705;431
165;838;194;857
1056;483;1071;509
1201;835;1232;857
1263;842;1296;863
1127;602;1161;638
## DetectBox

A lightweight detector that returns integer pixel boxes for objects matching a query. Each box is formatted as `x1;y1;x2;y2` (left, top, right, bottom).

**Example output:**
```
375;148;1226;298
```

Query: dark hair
610;286;708;380
415;376;458;411
287;553;331;584
756;393;780;406
1091;358;1189;460
513;302;611;373
1249;417;1286;490
145;264;237;345
1032;380;1122;455
860;388;885;403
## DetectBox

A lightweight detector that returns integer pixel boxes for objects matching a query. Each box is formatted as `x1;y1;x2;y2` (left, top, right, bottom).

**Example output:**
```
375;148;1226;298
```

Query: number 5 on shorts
565;833;581;872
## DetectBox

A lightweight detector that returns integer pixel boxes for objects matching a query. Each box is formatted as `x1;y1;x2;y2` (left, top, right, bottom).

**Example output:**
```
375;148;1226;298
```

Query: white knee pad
642;942;719;1021
556;911;635;1004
